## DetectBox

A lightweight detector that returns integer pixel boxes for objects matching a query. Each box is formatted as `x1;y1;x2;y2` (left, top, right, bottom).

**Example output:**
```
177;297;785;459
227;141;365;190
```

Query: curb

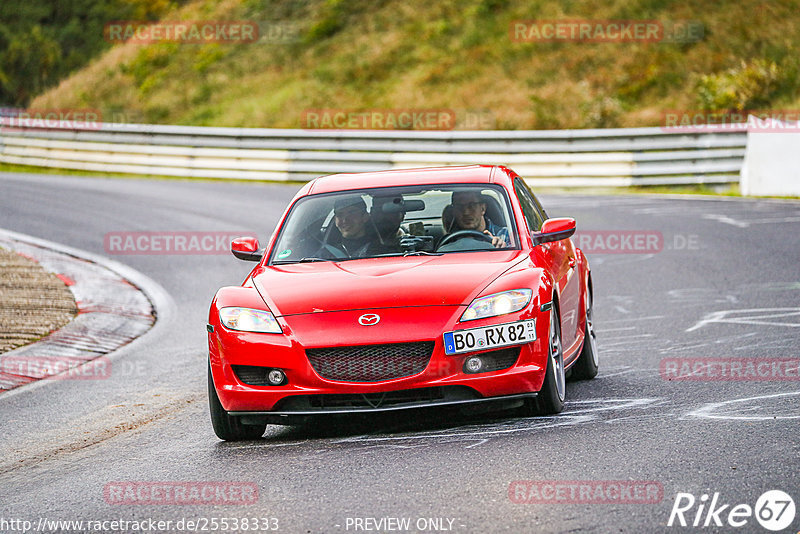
0;228;174;396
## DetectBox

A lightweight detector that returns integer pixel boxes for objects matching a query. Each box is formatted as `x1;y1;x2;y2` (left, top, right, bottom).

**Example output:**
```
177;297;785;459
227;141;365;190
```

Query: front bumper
231;391;538;417
208;305;550;413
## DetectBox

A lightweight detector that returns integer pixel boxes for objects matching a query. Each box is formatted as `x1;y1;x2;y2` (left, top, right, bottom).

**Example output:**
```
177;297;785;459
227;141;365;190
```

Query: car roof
305;165;512;195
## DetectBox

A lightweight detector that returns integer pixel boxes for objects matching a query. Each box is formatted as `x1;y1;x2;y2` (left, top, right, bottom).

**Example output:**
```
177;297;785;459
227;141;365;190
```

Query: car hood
252;251;527;316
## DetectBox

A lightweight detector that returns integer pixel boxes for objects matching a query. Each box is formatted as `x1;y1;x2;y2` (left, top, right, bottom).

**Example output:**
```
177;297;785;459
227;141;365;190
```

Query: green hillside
0;0;178;106
23;0;800;129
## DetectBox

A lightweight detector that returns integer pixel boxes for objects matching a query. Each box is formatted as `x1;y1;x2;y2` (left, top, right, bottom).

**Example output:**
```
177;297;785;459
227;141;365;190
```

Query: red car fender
468;262;553;312
528;244;560;309
208;286;274;383
463;264;554;371
572;245;592;336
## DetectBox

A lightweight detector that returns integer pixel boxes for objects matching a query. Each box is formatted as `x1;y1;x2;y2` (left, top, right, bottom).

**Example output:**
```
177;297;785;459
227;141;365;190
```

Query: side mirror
532;218;576;246
231;236;263;261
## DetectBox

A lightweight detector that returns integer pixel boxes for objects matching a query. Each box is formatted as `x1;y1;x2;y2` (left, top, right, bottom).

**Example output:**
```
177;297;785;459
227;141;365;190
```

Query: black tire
521;305;566;416
208;363;266;441
571;287;599;380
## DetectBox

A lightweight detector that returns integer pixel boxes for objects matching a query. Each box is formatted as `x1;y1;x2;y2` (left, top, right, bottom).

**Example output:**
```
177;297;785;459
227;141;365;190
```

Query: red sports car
207;165;598;440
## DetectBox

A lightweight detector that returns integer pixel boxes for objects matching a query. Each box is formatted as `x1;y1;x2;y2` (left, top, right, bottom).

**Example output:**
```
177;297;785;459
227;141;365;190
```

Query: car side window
529;187;549;221
513;178;545;232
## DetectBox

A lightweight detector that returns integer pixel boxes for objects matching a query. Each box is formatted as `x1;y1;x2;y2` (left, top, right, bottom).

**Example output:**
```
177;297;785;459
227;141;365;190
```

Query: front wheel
208;363;266;441
571;288;598;380
522;306;566;416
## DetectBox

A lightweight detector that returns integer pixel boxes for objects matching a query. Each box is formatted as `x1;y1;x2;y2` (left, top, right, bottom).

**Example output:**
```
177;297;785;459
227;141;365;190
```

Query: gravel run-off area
0;247;77;354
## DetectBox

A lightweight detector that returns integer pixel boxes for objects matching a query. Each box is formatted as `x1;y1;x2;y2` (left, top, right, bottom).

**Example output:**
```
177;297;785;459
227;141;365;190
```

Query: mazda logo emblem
358;314;381;326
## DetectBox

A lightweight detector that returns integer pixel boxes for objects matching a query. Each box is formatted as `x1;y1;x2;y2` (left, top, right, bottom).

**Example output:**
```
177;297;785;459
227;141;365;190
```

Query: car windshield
269;184;518;264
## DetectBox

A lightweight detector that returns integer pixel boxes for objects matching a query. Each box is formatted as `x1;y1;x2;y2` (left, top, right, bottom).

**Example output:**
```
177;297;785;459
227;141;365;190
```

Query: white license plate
443;320;536;355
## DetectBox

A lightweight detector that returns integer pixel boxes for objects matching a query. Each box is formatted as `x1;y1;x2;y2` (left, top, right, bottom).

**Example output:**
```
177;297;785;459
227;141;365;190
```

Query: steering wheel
437;229;494;249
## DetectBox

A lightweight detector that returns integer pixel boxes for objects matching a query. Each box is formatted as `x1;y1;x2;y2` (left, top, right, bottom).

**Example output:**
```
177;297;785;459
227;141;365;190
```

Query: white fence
0;122;747;187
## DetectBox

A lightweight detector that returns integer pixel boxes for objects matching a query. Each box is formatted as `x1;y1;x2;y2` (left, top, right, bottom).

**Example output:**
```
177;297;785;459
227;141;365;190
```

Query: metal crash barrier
0;121;746;187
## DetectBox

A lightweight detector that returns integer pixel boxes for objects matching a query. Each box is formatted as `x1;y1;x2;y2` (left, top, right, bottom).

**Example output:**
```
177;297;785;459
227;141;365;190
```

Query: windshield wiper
403;250;443;256
273;257;331;264
372;251;442;258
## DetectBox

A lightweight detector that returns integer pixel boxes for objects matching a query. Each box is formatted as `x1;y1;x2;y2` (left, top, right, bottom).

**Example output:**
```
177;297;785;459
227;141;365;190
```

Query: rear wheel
208;363;266;441
522;305;565;416
571;288;598;380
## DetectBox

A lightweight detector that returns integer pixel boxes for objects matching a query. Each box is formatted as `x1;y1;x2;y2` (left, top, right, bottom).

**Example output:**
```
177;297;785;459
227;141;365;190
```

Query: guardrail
0;122;747;186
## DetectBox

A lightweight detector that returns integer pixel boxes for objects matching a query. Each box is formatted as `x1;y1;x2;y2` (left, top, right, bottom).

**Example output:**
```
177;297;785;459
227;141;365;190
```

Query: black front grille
306;342;434;382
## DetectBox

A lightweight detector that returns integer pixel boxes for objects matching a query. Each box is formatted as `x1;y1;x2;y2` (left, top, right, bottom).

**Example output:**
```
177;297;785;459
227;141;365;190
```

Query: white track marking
743;216;800;224
597;369;663;379
687;391;800;421
632;206;698;215
600;337;655;349
733;340;795;351
602;412;679;424
702;213;800;228
601;334;654;342
330;415;591;444
215;389;797;451
658;332;758;354
565;398;668;412
595;326;637;333
666;288;739;305
328;398;664;446
594;368;638;379
657;343;711;353
687;308;800;332
602;315;664;324
232;398;666;450
227;439;310;449
702;214;750;227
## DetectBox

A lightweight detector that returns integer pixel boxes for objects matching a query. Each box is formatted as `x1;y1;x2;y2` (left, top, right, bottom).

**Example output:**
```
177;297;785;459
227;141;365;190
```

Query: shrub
696;59;781;111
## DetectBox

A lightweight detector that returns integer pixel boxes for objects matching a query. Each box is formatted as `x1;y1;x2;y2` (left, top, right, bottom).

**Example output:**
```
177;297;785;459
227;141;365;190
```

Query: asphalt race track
0;172;798;533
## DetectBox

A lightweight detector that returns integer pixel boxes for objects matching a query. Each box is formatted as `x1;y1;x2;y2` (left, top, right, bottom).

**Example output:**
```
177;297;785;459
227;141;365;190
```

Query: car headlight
461;289;533;321
219;307;282;333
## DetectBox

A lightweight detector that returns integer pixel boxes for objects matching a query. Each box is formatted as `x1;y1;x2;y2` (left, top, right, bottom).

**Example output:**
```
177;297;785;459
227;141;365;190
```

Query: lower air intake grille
306;342;434;382
472;347;521;373
231;365;270;386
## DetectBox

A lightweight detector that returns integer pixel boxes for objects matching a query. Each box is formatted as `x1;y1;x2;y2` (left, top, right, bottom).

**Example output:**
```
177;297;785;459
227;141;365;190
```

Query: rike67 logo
668;490;795;531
